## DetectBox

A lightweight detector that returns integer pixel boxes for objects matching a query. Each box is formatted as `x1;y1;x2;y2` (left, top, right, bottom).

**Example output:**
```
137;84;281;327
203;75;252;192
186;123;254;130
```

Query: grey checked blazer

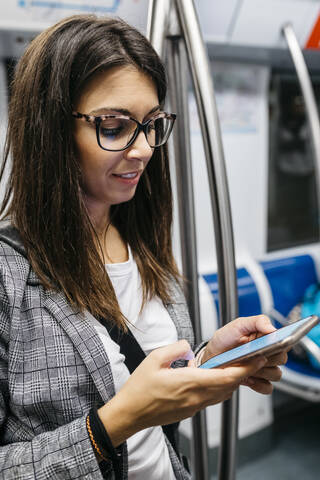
0;222;194;480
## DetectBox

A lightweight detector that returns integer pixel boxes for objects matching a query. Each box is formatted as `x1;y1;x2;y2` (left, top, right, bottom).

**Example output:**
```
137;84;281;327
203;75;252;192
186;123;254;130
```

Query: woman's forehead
76;66;159;118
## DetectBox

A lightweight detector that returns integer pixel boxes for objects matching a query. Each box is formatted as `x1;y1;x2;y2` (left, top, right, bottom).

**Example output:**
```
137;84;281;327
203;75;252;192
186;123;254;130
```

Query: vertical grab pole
147;0;170;57
282;23;320;238
166;13;209;480
148;1;209;478
174;2;239;480
148;1;240;479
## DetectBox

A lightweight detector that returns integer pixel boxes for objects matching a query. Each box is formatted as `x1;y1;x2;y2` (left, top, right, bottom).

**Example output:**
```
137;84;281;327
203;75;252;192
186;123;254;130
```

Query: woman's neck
84;196;111;235
83;196;128;263
99;225;129;264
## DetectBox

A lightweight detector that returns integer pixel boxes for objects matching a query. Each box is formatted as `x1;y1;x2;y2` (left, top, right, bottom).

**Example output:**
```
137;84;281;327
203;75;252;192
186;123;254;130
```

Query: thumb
152;340;194;368
256;315;276;335
248;315;276;336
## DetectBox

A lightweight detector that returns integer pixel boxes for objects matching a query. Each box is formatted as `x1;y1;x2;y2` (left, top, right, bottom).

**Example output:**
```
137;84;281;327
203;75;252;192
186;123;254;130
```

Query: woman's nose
125;130;153;160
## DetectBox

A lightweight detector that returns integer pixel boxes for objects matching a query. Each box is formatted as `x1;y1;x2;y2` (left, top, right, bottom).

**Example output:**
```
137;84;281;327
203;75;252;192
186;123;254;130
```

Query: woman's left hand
200;315;288;395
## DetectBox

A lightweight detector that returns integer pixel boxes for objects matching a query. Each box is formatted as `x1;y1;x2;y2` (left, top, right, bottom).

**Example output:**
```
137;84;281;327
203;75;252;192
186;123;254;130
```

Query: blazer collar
0;220;26;257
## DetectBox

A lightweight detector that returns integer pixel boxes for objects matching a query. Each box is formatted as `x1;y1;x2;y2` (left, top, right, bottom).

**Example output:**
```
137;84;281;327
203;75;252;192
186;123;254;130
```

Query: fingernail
183;349;195;361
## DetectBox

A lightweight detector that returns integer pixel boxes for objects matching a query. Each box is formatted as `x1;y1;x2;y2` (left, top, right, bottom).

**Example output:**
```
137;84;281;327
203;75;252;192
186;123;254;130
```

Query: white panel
188;62;269;276
0;0;149;33
187;92;217;274
195;0;239;43
219;63;269;259
231;0;320;48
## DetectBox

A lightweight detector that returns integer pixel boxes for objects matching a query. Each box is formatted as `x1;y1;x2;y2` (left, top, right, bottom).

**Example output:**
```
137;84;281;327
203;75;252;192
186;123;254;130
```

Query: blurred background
1;1;320;478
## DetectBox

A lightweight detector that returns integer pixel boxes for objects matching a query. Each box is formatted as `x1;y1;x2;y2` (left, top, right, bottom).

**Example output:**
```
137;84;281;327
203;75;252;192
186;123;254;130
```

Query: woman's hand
240;350;286;394
201;315;288;395
98;339;267;447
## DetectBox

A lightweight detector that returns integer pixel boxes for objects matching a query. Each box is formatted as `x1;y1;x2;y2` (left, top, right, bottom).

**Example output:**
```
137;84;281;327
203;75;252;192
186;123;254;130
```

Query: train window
267;72;320;251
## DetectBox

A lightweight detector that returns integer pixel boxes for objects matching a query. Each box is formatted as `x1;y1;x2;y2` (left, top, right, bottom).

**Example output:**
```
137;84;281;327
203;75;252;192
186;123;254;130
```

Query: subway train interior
1;1;320;479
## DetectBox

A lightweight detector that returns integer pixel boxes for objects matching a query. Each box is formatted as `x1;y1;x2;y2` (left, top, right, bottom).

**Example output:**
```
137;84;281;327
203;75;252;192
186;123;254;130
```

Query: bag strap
99;317;179;456
107;323;145;374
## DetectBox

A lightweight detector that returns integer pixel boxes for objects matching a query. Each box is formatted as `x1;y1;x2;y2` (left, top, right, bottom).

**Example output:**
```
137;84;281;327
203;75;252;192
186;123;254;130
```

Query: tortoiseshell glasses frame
72;111;176;152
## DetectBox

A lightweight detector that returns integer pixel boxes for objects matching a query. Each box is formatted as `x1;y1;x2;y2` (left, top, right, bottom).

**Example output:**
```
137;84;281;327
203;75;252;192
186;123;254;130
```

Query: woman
0;15;286;479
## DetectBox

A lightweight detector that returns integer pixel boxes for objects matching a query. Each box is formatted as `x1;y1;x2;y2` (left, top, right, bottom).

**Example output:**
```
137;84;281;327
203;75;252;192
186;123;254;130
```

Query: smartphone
198;315;320;369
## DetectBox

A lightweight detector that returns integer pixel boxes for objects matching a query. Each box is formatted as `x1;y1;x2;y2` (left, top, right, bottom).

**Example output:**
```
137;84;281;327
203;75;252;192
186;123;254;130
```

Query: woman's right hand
98;340;267;447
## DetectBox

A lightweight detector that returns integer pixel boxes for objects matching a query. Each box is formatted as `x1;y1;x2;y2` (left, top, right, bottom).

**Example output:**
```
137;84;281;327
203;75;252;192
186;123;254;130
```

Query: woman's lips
112;171;142;185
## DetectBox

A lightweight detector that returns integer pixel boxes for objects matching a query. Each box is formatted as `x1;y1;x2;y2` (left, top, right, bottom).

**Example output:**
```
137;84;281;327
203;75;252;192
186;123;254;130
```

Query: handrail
147;1;240;480
146;0;170;57
282;23;320;239
275;378;320;402
148;2;209;478
166;7;209;479
173;4;239;480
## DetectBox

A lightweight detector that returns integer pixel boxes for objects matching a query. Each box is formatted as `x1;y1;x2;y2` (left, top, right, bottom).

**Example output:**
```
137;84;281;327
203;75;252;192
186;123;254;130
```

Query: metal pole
148;1;240;479
166;15;209;480
282;23;320;238
148;2;210;478
174;2;239;480
146;0;171;57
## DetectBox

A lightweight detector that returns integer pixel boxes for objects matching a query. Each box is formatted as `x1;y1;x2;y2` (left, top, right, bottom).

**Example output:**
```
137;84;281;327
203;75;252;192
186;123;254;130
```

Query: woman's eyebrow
89;105;161;116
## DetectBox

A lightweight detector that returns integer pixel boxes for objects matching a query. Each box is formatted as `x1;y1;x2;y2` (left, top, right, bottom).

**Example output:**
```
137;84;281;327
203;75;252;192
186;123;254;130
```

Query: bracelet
88;407;122;466
86;415;109;462
195;346;206;366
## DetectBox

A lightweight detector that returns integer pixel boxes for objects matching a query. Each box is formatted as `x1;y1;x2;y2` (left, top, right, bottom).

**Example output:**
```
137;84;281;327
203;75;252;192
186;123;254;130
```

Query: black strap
88;406;123;478
99;318;179;456
107;323;145;374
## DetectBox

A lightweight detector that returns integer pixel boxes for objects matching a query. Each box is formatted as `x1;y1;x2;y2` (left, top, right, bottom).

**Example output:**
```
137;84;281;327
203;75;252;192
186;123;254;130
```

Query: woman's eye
100;127;122;138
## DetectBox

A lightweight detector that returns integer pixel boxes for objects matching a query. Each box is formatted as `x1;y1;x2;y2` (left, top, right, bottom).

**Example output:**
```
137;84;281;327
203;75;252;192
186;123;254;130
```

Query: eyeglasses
72;111;176;152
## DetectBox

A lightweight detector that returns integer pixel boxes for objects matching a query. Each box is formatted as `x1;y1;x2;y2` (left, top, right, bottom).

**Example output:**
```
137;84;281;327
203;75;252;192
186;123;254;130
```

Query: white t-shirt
90;247;178;480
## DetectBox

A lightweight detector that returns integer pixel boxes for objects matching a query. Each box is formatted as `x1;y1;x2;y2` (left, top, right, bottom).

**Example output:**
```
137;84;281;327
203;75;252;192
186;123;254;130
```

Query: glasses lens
146;116;173;147
98;117;137;151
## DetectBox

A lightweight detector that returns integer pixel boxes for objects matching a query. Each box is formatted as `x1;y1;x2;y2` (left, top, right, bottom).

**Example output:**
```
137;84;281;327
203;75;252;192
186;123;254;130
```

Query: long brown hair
0;15;181;329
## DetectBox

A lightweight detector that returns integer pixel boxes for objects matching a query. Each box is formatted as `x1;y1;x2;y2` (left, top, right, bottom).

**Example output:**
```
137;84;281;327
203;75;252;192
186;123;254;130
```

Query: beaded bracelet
86;414;109;462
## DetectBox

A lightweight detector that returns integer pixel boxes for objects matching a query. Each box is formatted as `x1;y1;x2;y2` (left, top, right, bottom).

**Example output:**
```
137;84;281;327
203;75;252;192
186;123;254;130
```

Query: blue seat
203;268;261;327
260;255;317;317
261;255;320;377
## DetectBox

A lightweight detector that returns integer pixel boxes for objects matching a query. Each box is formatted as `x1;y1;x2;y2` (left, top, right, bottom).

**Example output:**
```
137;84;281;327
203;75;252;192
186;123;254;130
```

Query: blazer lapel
43;290;115;403
165;280;195;349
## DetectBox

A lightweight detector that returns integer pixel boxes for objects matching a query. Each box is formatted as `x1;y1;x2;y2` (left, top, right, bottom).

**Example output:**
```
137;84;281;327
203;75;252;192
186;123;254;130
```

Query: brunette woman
0;15;286;479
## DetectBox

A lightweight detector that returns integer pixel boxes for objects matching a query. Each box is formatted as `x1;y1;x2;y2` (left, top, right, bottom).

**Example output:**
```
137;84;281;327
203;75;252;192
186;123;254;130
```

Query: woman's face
73;66;159;217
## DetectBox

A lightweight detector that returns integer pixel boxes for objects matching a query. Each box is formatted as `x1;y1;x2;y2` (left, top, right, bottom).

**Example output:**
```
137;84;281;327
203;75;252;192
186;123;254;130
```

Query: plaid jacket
0;222;194;480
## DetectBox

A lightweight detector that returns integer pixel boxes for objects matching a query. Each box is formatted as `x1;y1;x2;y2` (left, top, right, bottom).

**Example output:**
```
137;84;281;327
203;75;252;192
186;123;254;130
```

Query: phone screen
199;316;312;369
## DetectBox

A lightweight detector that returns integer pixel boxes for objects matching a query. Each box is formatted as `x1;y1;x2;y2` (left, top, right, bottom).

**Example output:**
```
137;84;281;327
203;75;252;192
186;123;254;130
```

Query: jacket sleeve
0;271;115;480
0;412;109;480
